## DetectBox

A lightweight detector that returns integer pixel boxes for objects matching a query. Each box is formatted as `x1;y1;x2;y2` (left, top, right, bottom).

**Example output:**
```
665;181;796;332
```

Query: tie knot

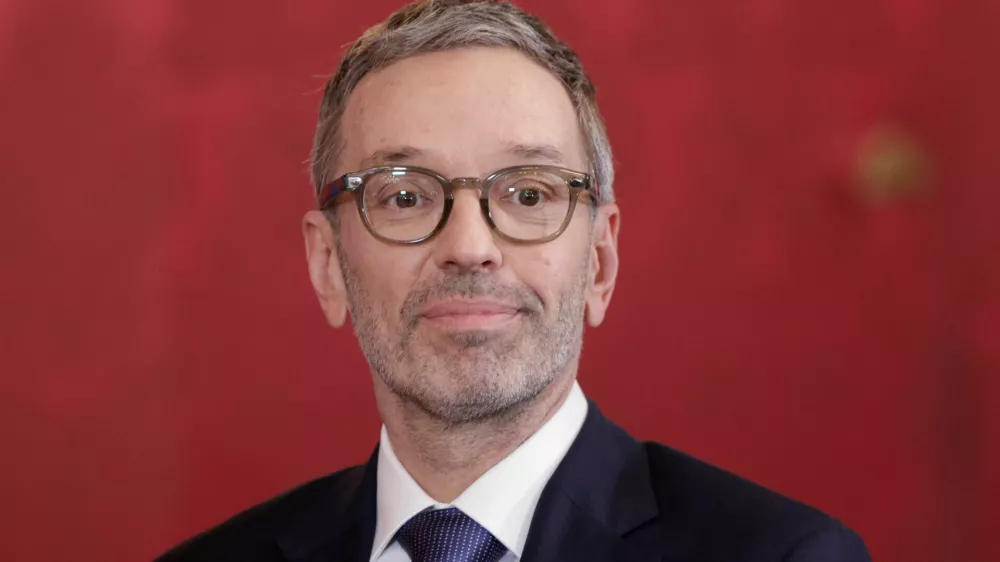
396;507;508;562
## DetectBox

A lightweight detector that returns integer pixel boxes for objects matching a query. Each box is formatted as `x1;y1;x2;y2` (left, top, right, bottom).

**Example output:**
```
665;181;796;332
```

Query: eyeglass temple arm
318;175;362;209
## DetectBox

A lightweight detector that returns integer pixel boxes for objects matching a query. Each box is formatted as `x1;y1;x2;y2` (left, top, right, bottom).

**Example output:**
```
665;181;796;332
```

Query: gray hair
309;0;615;204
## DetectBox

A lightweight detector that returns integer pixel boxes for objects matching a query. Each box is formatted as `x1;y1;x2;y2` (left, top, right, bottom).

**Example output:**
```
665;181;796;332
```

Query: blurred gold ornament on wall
854;124;932;204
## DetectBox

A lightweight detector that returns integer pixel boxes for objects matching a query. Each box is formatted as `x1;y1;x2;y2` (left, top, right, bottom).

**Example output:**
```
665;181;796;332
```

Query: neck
375;372;577;503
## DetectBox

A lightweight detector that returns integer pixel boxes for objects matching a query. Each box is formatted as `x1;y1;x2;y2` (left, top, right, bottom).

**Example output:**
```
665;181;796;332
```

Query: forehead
338;47;586;173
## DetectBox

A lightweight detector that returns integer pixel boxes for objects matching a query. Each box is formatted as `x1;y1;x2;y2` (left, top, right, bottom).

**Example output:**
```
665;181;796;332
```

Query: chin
449;330;508;348
414;384;538;425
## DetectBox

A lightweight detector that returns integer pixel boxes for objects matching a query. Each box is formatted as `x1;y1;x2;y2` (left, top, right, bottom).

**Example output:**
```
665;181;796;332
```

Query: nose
431;188;502;273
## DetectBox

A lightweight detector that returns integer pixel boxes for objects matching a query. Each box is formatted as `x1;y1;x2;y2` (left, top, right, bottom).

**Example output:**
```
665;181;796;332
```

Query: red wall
2;0;997;560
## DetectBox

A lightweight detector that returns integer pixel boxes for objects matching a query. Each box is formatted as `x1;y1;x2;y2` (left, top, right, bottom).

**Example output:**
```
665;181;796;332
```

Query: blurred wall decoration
1;0;997;560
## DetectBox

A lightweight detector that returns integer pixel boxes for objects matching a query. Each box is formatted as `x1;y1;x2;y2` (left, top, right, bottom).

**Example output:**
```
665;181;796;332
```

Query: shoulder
640;442;870;561
155;464;367;562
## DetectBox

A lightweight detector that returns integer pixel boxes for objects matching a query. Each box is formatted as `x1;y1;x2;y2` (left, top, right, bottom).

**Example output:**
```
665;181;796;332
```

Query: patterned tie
395;507;508;562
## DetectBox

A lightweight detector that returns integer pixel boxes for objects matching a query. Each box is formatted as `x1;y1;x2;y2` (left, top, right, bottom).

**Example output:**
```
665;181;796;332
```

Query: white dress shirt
369;381;588;562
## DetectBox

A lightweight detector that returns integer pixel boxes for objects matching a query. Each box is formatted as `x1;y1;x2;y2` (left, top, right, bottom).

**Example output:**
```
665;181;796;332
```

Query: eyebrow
503;142;566;165
360;146;425;168
358;142;567;170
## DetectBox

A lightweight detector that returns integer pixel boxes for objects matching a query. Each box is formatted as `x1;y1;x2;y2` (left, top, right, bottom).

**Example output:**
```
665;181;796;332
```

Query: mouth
419;300;523;331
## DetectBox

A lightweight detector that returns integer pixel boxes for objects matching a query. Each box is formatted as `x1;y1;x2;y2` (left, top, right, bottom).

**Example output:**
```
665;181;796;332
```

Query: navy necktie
396;507;508;562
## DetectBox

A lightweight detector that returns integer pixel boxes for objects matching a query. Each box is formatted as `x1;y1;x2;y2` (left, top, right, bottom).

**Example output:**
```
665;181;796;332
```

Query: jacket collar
520;400;660;561
275;401;660;562
276;448;379;562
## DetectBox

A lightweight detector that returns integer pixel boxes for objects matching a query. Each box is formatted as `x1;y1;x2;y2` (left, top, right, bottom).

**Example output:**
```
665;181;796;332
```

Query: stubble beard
338;250;588;426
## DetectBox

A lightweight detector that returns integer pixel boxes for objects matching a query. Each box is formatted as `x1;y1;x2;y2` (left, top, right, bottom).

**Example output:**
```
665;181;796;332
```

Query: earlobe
584;204;621;327
303;210;349;328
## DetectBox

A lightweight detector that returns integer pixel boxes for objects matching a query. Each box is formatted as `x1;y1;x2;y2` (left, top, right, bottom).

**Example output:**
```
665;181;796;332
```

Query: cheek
516;248;581;306
343;223;427;314
361;251;423;306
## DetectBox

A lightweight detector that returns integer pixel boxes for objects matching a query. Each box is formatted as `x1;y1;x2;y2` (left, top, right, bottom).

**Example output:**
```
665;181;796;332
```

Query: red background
2;0;998;560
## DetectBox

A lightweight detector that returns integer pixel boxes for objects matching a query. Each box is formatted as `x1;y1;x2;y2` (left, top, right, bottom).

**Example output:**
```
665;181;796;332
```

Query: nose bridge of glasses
436;177;495;248
446;176;489;198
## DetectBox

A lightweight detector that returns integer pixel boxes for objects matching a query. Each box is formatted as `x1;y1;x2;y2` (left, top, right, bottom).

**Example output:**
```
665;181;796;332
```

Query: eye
369;175;439;210
502;179;556;207
387;190;424;209
512;187;544;207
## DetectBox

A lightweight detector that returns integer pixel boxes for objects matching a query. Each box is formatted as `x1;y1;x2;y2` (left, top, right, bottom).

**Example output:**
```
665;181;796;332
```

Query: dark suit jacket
157;402;871;561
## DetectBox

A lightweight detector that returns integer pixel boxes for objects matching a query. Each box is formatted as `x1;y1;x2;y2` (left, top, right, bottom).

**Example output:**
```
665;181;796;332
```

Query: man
159;1;871;561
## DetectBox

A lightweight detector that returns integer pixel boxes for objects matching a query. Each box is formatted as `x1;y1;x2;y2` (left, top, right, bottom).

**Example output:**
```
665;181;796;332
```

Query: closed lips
421;301;520;318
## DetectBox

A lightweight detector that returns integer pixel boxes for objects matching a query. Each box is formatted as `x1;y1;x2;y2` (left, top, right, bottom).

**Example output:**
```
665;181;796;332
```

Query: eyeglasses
317;165;596;245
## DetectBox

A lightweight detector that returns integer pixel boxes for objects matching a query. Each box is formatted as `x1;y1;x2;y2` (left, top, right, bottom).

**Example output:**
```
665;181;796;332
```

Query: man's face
305;47;619;424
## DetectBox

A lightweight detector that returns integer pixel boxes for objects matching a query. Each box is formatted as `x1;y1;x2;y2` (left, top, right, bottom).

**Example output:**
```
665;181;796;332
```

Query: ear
584;203;621;327
303;210;348;328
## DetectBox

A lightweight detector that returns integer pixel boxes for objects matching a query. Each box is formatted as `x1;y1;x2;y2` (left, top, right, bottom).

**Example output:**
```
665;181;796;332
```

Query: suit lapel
520;488;618;561
277;448;380;562
521;402;661;562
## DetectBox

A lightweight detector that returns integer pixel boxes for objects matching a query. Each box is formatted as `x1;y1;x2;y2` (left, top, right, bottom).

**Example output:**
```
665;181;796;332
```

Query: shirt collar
370;381;588;560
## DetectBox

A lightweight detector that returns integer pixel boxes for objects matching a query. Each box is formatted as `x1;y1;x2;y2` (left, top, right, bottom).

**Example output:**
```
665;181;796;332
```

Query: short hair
309;0;615;204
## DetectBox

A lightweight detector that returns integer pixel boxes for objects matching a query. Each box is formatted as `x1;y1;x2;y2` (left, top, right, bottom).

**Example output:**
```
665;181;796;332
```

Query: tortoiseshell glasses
316;165;596;245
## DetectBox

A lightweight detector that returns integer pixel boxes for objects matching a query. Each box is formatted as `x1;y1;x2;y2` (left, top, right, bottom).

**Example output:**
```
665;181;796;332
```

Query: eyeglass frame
316;164;597;245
